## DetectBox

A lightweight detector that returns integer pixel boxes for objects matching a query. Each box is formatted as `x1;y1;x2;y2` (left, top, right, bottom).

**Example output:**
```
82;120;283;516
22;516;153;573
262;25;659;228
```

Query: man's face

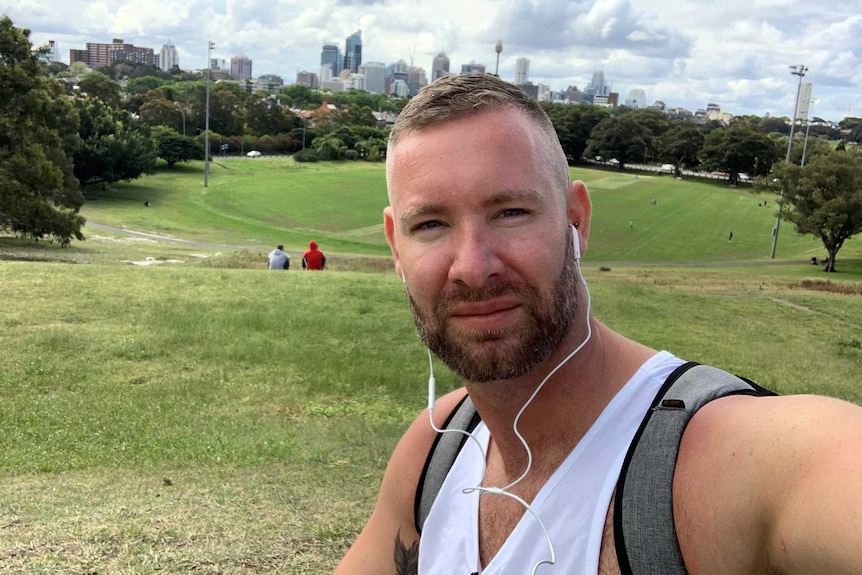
385;109;579;383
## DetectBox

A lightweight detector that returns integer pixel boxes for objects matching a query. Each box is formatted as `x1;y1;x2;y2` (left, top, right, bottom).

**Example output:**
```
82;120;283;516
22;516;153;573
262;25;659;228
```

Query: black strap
614;362;775;575
414;393;480;534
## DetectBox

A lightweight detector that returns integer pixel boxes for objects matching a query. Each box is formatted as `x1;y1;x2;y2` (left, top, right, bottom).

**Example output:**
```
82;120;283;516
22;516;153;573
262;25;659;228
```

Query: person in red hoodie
302;240;326;270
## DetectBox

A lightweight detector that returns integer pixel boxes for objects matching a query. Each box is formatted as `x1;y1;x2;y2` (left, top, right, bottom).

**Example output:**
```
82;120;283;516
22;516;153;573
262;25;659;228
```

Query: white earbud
572;224;581;260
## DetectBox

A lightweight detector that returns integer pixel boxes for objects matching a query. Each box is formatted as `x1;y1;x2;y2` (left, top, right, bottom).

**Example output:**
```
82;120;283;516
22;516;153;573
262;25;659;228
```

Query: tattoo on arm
394;530;419;575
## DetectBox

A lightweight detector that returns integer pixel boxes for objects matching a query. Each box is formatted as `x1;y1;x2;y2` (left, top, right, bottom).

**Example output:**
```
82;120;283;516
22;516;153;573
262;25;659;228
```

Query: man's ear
567;180;592;255
383;206;402;279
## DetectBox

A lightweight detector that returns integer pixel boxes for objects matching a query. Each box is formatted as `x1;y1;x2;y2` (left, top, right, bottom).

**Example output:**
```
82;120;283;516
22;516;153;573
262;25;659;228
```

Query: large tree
153;127;203;168
73;97;158;186
540;102;610;163
657;123;705;175
77;71;122;109
585;115;652;170
767;152;862;271
700;125;780;185
0;16;85;246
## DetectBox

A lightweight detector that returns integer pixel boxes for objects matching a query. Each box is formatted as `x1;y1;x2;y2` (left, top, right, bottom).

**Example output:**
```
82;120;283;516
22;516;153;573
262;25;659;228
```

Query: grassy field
1;159;861;573
74;158;862;265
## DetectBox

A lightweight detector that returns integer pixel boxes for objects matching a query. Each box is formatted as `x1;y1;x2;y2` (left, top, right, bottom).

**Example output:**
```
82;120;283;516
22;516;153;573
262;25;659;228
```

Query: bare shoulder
334;388;468;575
674;393;862;575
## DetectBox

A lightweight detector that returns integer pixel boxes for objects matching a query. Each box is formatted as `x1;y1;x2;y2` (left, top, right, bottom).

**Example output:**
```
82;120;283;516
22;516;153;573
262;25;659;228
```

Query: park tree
191;82;245;136
138;94;187;134
700;125;779;184
0;16;85;246
765;152;862;272
245;94;298;136
760;116;790;135
73;97;158;186
312;134;347;160
126;75;165;95
78;71;122;109
152;127;203;168
657;123;705;175
585;115;652;170
540;102;610;163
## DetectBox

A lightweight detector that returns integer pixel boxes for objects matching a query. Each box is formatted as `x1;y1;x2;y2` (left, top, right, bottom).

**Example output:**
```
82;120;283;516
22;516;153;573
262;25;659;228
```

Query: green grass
76;159;862;265
1;159;861;573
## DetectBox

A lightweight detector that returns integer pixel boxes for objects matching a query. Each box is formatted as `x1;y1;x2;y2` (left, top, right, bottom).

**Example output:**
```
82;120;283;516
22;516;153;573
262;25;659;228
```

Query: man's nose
447;225;505;288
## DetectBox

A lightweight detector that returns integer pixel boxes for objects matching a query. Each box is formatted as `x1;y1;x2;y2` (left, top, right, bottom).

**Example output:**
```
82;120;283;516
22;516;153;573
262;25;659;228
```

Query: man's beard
408;243;579;383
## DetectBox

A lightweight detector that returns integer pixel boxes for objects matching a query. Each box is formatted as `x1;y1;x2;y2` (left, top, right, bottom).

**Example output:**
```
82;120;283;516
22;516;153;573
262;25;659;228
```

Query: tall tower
431;52;450;81
320;43;342;79
160;41;178;71
230;52;253;81
515;57;530;85
344;30;362;74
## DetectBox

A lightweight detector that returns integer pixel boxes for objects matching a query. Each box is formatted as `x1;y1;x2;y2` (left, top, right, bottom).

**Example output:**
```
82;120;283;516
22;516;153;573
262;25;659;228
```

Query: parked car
661;163;675;173
608;158;620;165
738;172;752;182
246;150;262;158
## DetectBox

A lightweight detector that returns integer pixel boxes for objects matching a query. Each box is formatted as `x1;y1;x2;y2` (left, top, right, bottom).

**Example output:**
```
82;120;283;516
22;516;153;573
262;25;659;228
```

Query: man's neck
466;321;656;478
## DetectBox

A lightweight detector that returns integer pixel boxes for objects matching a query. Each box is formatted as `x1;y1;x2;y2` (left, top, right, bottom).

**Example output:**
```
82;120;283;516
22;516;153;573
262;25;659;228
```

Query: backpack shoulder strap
614;362;776;575
414;393;481;534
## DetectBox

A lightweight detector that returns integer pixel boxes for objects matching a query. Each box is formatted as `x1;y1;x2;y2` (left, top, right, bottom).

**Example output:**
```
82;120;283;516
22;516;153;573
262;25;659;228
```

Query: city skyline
5;0;860;122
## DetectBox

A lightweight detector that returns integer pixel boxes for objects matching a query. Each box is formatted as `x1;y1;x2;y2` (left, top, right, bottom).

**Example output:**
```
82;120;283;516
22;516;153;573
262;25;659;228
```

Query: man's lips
448;300;521;331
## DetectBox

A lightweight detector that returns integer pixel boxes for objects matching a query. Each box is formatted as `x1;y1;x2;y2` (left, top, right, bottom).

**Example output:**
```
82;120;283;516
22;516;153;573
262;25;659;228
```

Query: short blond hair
387;74;569;192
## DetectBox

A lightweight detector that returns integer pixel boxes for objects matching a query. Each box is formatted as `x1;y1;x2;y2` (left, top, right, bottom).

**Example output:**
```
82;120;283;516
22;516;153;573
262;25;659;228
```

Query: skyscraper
230;52;253;81
626;89;647;109
344;30;362;74
431;52;450;81
515;57;530;85
160;41;178;71
586;71;609;97
360;62;386;94
320;43;342;79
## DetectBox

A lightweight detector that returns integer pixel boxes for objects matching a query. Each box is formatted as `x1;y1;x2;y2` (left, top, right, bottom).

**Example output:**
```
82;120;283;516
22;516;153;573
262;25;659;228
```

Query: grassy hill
75;158;860;265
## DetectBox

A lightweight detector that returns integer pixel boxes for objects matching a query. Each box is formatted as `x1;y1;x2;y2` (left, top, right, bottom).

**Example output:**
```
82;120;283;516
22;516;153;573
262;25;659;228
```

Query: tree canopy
765;151;862;271
0;16;85;246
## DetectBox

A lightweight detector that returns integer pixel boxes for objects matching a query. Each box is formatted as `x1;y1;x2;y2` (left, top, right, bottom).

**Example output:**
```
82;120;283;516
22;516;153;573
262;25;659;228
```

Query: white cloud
4;0;860;120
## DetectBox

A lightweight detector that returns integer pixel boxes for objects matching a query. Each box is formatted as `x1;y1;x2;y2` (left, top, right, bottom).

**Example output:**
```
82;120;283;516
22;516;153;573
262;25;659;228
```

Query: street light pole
770;64;807;259
801;97;817;167
204;41;214;188
175;106;185;136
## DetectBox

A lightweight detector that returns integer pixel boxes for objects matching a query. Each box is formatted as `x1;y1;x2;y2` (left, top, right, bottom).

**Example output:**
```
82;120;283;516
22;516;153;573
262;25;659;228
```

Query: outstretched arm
334;389;467;575
675;394;862;575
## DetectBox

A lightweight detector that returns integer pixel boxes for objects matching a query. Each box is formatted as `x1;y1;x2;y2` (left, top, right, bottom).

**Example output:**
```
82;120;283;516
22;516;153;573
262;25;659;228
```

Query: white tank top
418;351;684;575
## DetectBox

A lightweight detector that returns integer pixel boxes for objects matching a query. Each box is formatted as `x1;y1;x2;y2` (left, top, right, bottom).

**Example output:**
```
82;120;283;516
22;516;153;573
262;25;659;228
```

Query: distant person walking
302;240;326;270
629;219;634;229
729;230;734;242
268;244;290;270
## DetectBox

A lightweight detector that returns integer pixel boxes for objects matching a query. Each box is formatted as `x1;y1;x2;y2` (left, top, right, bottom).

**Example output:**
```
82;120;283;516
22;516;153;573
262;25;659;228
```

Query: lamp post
175;105;185;136
801;97;818;167
204;41;214;188
302;115;307;149
770;64;807;259
494;39;503;76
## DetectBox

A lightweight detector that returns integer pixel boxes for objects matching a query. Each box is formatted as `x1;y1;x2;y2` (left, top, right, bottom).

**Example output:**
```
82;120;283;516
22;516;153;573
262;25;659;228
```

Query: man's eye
501;208;527;218
413;220;443;232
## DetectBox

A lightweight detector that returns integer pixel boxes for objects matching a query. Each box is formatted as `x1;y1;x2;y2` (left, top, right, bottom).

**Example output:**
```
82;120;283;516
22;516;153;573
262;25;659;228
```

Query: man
334;74;862;575
267;244;289;270
302;240;326;270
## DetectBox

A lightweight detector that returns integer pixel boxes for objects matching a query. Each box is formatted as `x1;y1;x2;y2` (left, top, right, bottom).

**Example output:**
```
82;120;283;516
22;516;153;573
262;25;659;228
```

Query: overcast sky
5;0;861;122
